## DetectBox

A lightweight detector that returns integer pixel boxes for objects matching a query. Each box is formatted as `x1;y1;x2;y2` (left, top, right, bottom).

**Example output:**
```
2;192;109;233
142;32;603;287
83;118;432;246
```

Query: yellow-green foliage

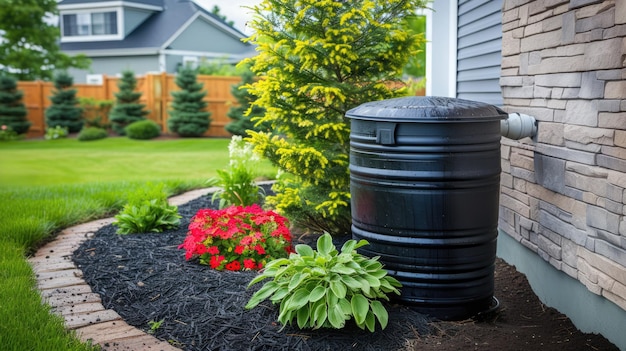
243;0;427;234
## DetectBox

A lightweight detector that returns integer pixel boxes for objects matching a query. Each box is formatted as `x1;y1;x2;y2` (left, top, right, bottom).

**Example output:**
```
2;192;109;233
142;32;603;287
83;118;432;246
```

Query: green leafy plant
44;125;69;140
113;183;181;234
124;119;161;140
245;233;401;332
209;135;265;208
147;319;164;334
77;127;108;141
0;124;20;141
178;204;293;271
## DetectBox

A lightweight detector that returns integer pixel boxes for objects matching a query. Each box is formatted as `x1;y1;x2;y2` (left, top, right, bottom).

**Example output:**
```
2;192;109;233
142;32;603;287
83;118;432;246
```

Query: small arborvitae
225;69;269;137
0;75;30;134
45;71;83;133
109;70;149;135
167;67;211;137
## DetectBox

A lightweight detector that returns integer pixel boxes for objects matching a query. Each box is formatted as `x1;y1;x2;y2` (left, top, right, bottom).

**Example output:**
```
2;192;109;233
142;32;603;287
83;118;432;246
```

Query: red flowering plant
178;204;294;271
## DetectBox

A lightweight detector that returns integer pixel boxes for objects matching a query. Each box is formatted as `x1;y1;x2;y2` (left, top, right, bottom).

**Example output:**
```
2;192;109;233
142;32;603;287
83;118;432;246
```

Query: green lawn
0;136;276;351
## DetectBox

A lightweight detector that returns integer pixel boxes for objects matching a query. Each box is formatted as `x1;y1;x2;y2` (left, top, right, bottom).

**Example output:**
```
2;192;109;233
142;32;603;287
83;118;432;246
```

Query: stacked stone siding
500;0;626;311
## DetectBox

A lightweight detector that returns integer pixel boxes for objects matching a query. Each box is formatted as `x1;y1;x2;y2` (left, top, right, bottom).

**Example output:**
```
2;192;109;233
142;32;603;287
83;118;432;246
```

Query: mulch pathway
70;189;620;351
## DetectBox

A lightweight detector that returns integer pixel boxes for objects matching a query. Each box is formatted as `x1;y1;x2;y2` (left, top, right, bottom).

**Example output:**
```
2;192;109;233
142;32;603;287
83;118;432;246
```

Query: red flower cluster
178;204;294;271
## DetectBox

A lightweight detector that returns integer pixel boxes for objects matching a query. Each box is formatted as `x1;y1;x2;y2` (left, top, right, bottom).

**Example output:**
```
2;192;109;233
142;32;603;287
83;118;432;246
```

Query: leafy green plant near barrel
246;233;401;332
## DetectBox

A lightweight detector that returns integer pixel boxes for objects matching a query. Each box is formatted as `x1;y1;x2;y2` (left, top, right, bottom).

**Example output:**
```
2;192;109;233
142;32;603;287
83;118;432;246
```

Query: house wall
123;7;153;36
169;18;250;55
498;0;626;347
69;56;160;83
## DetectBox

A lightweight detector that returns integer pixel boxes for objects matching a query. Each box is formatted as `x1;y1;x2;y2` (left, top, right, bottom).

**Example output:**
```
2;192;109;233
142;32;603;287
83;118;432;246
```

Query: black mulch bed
72;189;434;351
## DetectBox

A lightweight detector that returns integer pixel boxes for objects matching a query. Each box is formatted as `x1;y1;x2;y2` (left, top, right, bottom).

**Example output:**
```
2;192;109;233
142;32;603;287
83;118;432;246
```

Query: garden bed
72;192;618;351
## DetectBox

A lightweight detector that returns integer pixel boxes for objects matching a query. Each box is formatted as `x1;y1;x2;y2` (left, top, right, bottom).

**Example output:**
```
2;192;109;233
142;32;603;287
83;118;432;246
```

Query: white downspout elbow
501;113;537;140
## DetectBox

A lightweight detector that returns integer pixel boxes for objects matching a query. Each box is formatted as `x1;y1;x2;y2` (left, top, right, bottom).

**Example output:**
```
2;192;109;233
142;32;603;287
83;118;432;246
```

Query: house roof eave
64;47;161;57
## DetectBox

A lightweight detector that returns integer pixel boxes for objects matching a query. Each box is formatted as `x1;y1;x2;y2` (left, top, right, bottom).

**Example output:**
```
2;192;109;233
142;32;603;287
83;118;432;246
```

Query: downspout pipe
501;113;537;140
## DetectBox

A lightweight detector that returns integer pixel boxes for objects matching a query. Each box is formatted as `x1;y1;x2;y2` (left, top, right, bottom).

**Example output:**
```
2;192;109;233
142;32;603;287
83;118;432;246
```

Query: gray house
427;1;626;349
58;0;255;83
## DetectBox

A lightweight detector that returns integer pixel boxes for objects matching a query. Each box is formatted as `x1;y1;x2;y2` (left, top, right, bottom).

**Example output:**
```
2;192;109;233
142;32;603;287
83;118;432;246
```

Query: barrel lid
346;96;507;122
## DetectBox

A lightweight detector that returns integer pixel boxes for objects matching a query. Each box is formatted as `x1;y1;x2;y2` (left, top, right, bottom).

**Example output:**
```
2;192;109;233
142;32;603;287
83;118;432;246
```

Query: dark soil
72;191;619;351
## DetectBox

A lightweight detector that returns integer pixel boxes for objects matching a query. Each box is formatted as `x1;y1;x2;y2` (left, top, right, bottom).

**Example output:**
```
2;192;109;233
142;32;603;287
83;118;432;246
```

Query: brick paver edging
28;187;218;351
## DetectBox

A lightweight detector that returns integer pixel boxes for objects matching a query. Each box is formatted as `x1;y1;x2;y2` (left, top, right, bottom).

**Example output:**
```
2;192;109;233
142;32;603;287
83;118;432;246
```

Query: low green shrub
77;127;108;141
246;233;401;332
113;183;181;234
124;120;161;140
0;125;20;141
44;125;69;140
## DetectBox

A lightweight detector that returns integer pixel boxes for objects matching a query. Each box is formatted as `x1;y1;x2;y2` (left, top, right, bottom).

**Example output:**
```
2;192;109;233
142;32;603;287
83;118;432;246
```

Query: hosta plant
178;204;293;271
113;183;181;234
245;233;401;332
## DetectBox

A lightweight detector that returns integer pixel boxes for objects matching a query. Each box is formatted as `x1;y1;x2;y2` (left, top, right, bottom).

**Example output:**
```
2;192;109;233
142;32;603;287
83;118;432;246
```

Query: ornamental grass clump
245;233;401;332
179;204;293;271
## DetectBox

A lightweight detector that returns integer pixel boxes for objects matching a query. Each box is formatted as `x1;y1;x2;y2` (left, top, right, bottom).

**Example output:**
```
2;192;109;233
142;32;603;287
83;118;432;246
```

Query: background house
58;0;255;83
425;0;625;349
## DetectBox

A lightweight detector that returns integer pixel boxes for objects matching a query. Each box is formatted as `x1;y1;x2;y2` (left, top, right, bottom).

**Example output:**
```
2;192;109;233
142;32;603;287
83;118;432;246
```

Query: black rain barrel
346;96;506;320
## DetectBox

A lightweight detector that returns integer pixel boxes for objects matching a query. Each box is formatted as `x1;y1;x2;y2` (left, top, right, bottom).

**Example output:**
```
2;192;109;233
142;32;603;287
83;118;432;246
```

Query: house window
62;11;118;37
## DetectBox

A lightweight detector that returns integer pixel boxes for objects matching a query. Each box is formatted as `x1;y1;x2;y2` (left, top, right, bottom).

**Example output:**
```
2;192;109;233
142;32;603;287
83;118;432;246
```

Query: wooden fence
18;73;241;138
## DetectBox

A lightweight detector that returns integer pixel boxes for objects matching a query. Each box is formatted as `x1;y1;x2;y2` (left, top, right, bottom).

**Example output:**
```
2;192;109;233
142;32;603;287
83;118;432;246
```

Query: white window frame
61;7;123;42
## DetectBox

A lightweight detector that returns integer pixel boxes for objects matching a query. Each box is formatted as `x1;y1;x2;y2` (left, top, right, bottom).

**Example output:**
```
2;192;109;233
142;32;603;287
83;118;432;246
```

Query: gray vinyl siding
168;18;250;54
123;8;154;36
456;0;503;106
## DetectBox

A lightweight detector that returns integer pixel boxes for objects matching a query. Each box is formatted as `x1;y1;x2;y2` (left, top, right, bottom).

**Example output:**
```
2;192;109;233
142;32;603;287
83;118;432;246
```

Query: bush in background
109;70;149;135
0;75;30;135
125;119;160;140
77;127;108;141
45;71;83;133
168;67;211;137
44;125;69;140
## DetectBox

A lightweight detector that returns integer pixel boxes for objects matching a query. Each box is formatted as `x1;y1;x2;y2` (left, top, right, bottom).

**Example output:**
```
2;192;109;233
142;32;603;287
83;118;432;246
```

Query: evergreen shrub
0;75;30;135
77;127;108;141
45;71;83;133
168;67;211;137
225;69;269;137
109;70;148;135
244;0;427;234
125;119;161;140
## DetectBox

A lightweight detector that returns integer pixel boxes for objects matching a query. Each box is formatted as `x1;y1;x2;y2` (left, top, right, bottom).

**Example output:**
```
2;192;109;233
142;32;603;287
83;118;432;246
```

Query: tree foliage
244;0;427;235
45;71;83;133
0;0;90;81
0;75;30;134
168;67;211;137
225;69;269;137
109;70;149;135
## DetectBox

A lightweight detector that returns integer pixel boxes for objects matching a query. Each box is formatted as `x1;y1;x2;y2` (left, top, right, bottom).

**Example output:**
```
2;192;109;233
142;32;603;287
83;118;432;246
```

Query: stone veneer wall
499;0;626;312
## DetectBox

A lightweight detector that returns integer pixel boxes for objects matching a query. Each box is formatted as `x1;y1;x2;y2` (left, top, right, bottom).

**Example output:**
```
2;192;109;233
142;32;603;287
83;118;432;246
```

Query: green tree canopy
0;0;90;81
244;0;427;234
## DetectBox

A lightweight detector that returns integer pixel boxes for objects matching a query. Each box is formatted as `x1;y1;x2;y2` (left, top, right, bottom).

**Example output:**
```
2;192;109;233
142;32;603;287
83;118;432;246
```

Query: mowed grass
0;136;276;351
